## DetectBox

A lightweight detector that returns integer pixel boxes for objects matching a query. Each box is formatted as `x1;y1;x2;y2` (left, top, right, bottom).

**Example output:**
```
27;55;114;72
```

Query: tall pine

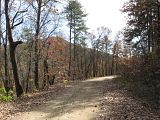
65;0;87;79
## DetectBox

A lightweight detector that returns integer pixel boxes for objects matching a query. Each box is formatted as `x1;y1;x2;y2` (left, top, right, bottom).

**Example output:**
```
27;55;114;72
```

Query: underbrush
114;77;159;110
0;88;13;102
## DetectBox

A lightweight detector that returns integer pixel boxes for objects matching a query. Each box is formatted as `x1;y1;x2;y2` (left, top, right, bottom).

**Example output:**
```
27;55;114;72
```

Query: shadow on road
12;76;116;120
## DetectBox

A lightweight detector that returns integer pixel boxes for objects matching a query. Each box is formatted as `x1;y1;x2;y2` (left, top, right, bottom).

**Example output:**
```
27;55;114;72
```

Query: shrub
0;95;13;102
0;88;13;102
119;54;160;107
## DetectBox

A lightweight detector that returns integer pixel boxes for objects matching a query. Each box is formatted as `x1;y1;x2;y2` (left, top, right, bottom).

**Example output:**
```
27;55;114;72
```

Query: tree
122;0;160;107
0;0;2;86
111;37;122;75
26;0;60;89
5;0;24;97
88;27;111;77
19;28;34;93
65;0;87;79
34;0;42;89
122;0;160;54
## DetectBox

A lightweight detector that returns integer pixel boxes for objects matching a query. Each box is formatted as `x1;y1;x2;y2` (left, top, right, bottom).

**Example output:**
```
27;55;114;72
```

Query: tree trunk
34;0;42;89
0;0;2;87
68;11;72;77
93;49;96;77
4;42;9;96
43;42;50;89
43;59;49;89
5;0;23;97
157;2;160;56
73;12;76;80
26;52;31;93
84;47;87;79
111;53;115;75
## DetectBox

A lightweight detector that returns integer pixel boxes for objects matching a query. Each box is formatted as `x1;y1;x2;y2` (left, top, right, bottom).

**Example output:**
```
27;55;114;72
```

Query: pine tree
65;0;87;79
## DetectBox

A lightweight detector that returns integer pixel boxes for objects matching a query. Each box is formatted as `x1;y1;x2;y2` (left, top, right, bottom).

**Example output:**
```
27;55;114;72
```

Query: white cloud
79;0;128;36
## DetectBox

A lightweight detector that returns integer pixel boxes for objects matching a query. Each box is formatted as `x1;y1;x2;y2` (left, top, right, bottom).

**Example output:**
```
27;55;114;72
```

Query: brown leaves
96;79;160;120
0;83;65;120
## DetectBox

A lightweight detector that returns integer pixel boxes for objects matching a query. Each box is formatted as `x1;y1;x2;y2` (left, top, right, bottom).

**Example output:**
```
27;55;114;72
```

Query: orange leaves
47;37;67;62
48;37;65;51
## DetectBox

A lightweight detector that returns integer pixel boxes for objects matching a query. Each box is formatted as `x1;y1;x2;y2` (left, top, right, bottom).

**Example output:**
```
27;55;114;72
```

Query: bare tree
25;0;60;89
5;0;24;97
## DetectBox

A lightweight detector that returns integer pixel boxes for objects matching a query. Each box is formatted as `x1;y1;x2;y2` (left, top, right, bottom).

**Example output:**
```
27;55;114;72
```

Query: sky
79;0;128;37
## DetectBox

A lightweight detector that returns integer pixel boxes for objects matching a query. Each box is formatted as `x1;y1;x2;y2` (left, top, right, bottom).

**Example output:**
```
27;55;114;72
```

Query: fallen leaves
1;78;160;120
0;83;65;120
97;79;160;120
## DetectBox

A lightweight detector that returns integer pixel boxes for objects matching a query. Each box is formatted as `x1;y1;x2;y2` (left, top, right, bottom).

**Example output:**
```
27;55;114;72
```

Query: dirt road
8;76;160;120
12;76;115;120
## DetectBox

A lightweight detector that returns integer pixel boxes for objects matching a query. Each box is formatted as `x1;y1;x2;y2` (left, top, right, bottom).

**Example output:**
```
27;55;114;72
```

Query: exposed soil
1;76;160;120
11;77;109;120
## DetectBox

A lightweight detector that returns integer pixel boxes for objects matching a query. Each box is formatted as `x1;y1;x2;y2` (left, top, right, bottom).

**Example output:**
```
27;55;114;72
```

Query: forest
0;0;120;98
0;0;160;119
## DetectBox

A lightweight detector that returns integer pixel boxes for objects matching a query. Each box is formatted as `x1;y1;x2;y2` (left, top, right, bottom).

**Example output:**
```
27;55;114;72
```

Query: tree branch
11;10;28;27
13;41;23;50
11;19;23;29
